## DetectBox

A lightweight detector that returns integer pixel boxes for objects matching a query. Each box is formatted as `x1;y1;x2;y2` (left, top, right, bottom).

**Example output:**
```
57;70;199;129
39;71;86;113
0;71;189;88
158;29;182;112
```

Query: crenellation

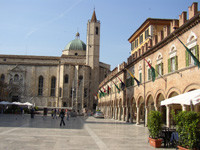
189;2;198;19
179;11;187;27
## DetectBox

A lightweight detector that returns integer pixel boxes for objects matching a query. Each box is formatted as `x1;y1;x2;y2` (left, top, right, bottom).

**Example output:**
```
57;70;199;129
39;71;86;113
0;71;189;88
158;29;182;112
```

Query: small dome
64;33;86;51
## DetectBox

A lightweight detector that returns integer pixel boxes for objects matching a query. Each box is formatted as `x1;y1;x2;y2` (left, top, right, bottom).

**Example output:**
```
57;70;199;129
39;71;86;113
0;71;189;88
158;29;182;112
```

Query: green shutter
155;65;158;77
195;45;199;60
168;58;171;73
175;56;178;71
132;77;134;86
139;73;142;83
186;50;189;67
161;63;163;75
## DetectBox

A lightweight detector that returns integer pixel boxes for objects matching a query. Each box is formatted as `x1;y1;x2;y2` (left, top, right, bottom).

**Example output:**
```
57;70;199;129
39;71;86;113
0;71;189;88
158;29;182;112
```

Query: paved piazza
0;114;175;150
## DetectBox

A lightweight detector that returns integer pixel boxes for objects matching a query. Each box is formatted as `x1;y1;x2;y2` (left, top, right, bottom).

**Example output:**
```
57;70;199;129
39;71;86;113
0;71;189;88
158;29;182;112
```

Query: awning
161;89;200;106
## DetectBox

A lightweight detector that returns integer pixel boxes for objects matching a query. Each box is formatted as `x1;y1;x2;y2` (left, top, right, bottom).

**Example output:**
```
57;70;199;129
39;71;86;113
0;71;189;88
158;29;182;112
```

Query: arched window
14;74;19;82
38;76;43;96
186;32;198;67
168;45;178;73
96;27;98;35
50;76;56;96
0;74;5;82
64;74;69;83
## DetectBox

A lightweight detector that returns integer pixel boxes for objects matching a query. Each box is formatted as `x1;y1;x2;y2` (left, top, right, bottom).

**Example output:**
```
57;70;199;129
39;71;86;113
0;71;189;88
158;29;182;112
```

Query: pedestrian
30;107;34;119
53;108;57;119
60;109;65;126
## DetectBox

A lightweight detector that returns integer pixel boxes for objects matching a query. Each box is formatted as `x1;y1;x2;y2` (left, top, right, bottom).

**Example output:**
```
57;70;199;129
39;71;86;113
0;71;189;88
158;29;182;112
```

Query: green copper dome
64;33;86;51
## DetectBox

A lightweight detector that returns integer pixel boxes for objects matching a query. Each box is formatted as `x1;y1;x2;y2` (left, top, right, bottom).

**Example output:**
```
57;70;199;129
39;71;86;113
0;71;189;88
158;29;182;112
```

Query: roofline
128;18;174;42
0;54;60;60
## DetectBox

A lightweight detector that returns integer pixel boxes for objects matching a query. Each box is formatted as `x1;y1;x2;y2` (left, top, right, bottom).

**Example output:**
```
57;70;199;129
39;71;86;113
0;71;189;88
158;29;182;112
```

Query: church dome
64;32;86;51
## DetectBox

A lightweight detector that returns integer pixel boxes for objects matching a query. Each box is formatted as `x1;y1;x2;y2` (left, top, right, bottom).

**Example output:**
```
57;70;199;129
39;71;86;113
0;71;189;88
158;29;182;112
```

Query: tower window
96;27;98;35
64;74;69;83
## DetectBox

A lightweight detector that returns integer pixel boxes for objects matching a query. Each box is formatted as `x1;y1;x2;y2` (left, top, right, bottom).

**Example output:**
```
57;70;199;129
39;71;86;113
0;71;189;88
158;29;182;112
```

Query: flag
107;86;111;94
144;59;156;82
125;68;141;87
99;89;104;94
177;37;200;68
103;87;107;93
117;76;125;91
111;81;120;92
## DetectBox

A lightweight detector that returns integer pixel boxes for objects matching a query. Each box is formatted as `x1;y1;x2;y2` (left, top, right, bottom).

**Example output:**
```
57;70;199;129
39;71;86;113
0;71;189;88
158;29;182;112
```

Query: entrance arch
137;96;144;124
156;93;166;124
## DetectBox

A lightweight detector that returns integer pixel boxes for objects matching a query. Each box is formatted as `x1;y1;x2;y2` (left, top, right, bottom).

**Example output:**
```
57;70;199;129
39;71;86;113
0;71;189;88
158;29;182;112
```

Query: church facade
0;11;110;112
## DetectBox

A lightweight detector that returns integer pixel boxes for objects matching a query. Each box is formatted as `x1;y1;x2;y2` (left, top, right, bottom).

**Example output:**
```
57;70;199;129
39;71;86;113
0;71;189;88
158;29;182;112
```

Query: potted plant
147;110;163;148
172;111;200;150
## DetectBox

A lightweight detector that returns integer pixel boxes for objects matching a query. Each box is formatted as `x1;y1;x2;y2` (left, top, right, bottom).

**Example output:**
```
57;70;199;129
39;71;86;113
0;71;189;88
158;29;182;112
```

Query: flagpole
144;58;166;82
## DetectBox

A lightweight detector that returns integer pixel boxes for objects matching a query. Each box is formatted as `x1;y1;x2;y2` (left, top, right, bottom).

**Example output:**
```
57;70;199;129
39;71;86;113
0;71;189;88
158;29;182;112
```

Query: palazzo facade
98;2;200;127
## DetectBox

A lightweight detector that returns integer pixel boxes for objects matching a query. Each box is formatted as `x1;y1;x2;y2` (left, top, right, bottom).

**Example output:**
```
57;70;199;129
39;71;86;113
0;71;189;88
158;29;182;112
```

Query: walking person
53;108;57;119
60;109;65;127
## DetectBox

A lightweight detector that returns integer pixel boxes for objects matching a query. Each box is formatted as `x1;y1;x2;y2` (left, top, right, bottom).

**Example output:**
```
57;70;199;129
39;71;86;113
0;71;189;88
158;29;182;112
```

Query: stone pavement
0;114;176;150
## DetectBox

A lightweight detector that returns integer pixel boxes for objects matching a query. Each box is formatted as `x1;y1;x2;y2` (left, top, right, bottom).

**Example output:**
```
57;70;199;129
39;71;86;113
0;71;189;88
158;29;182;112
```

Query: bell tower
86;10;100;110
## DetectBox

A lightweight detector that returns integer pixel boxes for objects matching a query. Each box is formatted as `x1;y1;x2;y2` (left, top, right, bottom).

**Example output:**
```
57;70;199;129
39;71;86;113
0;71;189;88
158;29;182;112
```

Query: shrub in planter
148;111;162;138
147;111;163;148
172;111;200;150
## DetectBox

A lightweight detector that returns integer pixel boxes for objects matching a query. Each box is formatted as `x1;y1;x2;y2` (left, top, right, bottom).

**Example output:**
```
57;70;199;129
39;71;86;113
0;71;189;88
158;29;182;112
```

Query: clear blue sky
0;0;199;70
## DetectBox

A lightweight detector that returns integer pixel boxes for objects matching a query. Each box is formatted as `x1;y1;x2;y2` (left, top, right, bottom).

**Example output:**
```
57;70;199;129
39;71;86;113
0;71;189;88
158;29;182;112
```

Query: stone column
154;104;158;111
130;106;133;123
122;107;125;121
126;107;129;122
136;106;140;125
182;104;186;111
145;106;148;126
166;105;170;128
115;107;118;120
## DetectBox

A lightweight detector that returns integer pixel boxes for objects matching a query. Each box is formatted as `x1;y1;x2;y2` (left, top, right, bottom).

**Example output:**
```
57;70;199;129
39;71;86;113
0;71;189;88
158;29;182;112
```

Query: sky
0;0;199;70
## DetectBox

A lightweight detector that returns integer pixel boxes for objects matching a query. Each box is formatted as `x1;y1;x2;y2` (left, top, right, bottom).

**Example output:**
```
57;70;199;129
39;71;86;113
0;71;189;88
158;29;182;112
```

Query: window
156;63;163;77
139;72;142;83
14;74;19;82
139;34;143;44
96;27;98;35
168;56;178;73
135;39;138;48
148;68;152;81
0;74;5;82
50;76;56;96
186;45;199;67
64;74;69;83
131;41;134;50
145;29;149;39
38;76;43;96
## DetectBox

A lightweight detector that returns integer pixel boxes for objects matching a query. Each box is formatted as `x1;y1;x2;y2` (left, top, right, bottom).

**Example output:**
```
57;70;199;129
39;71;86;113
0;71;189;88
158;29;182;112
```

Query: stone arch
154;89;166;105
146;94;154;110
183;83;200;93
166;87;181;99
145;91;154;105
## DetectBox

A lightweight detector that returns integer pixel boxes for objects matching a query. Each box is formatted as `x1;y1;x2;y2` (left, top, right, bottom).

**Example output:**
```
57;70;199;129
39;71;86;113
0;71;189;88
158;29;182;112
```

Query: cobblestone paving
0;114;176;150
